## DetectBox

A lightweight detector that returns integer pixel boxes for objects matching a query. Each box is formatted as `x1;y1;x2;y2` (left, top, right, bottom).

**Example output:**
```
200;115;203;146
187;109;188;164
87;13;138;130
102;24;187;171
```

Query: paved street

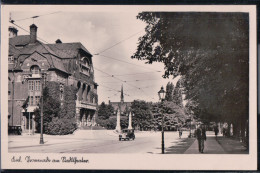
9;130;189;153
8;130;247;154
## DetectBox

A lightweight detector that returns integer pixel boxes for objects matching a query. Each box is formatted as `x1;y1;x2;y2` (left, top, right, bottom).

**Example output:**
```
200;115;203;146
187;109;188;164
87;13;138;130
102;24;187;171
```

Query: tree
106;104;115;117
131;100;153;131
98;102;109;120
165;82;174;101
132;12;249;146
34;83;77;135
153;101;187;131
34;86;60;133
98;102;115;120
173;80;183;107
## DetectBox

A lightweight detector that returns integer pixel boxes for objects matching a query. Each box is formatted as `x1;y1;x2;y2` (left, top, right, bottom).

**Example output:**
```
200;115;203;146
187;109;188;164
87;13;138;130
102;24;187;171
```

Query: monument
115;108;121;132
128;112;133;129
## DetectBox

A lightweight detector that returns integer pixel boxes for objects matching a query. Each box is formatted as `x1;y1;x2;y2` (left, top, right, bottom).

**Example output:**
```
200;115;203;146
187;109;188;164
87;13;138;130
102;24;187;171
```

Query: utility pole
11;69;15;126
40;73;44;144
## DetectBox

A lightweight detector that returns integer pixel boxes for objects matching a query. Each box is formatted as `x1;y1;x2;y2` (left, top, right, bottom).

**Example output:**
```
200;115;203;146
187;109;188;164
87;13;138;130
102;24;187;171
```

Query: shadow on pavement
165;138;196;154
216;136;248;154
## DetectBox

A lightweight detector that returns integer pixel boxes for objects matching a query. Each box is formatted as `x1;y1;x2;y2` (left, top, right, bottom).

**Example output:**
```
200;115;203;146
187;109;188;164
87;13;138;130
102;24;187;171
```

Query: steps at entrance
79;126;106;130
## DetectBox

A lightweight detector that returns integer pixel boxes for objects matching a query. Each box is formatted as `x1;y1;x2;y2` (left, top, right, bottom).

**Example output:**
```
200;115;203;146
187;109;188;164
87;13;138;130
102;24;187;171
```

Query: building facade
8;24;98;133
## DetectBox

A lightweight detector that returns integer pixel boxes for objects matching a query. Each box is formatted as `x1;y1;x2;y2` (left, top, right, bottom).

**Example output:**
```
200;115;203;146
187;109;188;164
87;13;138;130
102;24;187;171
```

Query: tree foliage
131;100;153;131
132;12;249;141
34;86;60;133
165;82;174;101
173;80;183;107
98;102;114;120
34;82;77;135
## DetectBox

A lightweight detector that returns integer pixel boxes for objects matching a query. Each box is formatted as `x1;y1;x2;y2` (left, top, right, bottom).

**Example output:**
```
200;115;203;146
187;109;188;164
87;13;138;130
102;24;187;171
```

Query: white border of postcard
1;5;257;170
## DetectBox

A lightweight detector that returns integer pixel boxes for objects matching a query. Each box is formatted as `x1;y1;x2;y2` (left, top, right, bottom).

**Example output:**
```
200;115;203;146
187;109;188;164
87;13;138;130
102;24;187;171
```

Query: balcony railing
76;100;97;110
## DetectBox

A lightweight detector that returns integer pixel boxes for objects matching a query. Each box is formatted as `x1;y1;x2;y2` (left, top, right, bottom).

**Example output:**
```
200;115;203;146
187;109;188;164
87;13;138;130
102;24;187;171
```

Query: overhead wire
96;71;162;78
9;20;158;102
94;29;144;55
97;54;161;72
94;67;153;100
99;78;163;84
12;11;61;22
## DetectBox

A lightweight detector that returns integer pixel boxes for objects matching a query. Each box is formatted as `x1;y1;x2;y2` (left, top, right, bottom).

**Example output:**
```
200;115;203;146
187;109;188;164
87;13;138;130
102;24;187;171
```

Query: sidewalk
216;136;248;154
185;136;226;154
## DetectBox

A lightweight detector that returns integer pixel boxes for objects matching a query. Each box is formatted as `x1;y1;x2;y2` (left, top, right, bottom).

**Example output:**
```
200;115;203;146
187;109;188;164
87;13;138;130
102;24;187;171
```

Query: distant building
109;85;131;115
8;24;98;133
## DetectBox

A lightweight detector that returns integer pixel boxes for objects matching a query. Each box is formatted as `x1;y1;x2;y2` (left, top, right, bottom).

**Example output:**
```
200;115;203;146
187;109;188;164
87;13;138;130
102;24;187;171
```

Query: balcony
76;100;97;110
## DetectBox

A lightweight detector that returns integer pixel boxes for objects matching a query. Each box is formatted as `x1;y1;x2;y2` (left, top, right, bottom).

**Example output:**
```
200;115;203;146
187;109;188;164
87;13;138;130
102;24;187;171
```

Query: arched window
82;57;90;66
30;65;40;74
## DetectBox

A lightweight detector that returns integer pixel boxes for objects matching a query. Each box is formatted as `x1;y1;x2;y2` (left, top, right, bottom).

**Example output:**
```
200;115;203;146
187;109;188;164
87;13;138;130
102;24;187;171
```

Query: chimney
29;24;38;44
9;27;18;38
55;39;62;44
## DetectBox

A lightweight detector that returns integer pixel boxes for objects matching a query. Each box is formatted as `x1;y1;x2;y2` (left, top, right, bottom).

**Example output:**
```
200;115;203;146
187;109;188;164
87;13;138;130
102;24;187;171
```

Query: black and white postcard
1;5;257;170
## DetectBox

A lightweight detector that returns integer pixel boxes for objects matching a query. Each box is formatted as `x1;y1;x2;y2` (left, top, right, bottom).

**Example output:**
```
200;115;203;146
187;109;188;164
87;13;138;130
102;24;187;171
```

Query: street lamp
158;86;166;154
189;114;192;138
40;73;44;144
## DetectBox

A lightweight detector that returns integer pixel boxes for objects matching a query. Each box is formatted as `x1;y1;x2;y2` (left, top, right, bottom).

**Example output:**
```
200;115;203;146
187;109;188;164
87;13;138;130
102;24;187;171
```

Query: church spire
121;84;124;103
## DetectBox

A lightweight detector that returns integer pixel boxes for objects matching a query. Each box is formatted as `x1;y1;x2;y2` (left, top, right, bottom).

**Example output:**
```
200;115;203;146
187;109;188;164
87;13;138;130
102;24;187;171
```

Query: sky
10;11;180;104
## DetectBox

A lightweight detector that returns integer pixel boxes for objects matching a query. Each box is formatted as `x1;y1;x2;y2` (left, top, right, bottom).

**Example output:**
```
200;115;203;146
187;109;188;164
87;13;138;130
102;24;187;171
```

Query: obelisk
128;112;133;129
115;109;121;132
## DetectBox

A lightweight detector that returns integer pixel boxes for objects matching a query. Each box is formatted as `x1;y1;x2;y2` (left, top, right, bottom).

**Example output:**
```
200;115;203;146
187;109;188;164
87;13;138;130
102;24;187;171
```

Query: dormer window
80;57;91;76
31;65;40;74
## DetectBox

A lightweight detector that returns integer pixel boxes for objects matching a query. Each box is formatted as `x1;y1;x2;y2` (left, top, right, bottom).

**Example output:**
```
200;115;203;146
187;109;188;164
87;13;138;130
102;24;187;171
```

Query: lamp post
158;86;166;154
32;115;35;135
40;73;44;144
189;115;192;138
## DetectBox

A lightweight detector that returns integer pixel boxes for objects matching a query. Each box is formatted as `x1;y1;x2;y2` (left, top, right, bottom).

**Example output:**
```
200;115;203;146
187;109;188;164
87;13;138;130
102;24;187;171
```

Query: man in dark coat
196;124;207;153
214;125;219;138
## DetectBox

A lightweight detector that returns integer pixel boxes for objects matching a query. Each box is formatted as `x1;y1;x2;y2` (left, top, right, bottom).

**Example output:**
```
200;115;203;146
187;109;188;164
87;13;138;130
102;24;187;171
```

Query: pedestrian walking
214;125;219;138
178;128;182;138
196;124;207;153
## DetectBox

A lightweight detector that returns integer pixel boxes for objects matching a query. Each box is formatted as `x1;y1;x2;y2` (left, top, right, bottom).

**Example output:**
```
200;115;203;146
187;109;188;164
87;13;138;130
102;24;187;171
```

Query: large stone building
8;24;98;133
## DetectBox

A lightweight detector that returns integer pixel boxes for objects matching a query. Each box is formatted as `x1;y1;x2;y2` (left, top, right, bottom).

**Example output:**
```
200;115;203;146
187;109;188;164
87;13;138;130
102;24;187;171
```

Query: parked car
119;129;135;141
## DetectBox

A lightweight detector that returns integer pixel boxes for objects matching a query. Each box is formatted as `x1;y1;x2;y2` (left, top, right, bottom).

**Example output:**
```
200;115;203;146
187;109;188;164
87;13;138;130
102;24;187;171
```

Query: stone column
86;111;90;126
128;112;133;129
92;112;97;126
115;109;121;132
82;110;86;126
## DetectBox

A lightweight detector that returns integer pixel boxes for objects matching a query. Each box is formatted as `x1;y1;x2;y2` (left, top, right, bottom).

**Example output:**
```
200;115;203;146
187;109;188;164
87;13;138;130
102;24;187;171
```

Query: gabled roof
9;35;92;75
46;42;92;58
9;38;67;74
9;35;30;46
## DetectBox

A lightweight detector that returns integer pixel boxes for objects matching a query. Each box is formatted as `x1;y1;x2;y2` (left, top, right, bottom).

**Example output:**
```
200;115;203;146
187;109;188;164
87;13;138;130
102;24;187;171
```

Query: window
8;56;14;64
35;96;40;105
28;81;34;91
35;81;41;91
29;96;34;105
30;65;40;74
28;80;40;91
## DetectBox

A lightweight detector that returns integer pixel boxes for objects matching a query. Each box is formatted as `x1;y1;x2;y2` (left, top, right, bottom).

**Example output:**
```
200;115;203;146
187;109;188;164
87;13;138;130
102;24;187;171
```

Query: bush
96;116;129;130
45;117;77;135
